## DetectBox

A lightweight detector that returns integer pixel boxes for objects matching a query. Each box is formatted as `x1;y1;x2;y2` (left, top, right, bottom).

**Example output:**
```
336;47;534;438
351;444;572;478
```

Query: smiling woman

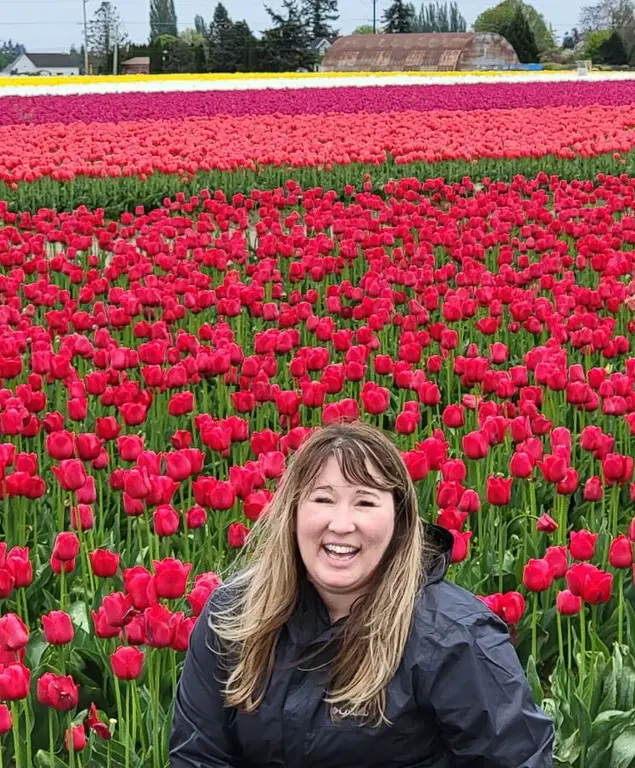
170;421;554;768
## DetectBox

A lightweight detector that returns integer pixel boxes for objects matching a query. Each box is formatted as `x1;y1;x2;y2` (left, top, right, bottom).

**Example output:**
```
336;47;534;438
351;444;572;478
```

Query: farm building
320;33;520;72
122;57;151;75
1;52;82;76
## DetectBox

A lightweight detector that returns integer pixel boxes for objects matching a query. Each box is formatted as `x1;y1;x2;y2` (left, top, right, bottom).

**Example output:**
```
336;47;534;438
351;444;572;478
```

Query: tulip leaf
610;729;635;768
526;655;543;708
34;750;70;768
69;600;90;633
553;728;580;765
571;692;593;745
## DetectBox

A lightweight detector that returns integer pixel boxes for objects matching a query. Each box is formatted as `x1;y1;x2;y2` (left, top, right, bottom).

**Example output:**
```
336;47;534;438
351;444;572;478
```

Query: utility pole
82;0;90;74
373;0;377;33
113;22;118;74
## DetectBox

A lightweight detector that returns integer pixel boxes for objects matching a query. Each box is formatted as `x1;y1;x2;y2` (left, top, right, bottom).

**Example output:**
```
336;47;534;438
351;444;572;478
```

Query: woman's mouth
322;544;360;561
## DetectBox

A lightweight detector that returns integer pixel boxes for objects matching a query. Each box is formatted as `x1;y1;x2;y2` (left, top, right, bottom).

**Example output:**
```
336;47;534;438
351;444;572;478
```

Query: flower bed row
4;80;635;127
3;103;635;214
0;174;634;765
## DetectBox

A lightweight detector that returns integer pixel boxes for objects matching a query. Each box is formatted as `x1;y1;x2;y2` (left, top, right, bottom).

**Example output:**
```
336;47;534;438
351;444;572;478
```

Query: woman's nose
327;504;356;533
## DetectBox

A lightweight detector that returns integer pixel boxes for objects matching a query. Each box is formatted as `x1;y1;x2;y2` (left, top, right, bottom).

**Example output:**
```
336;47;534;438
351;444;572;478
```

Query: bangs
299;436;398;498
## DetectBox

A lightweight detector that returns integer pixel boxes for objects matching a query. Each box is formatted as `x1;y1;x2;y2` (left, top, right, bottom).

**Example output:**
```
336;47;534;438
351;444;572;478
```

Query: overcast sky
1;0;583;53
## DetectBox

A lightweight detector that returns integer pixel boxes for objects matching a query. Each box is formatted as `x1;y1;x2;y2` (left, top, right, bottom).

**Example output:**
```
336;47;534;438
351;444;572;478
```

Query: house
122;57;150;75
1;53;82;76
308;38;332;72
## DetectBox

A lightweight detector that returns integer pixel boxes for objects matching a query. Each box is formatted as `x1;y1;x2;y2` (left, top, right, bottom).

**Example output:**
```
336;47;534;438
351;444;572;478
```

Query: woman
170;422;554;767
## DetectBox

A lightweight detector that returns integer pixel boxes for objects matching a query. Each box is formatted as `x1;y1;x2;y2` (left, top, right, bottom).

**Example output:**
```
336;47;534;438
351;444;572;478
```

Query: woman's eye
357;500;377;507
313;496;333;504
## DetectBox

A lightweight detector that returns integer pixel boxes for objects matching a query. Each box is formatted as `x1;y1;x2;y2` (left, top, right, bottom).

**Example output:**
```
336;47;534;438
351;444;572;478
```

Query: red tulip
53;532;80;562
6;547;32;587
0;613;29;651
442;405;464;428
602;453;633;486
523;559;555;592
143;604;177;648
609;535;633;569
46;431;75;461
0;662;30;700
117;435;144;462
89;549;120;578
583;476;603;502
566;563;613;604
462;430;489;460
86;702;111;740
168;391;195;417
65;725;87;752
536;514;558;534
153;504;180;537
360;382;389;415
186;504;207;529
110;646;144;680
544;546;568;579
228;521;249;548
449;530;472;563
0;703;11;735
153;557;192;599
51;459;87;491
486;476;513;506
537;454;568;484
75;433;102;461
509;451;534;478
71;503;95;531
42;611;74;645
556;590;582;616
569;529;599;561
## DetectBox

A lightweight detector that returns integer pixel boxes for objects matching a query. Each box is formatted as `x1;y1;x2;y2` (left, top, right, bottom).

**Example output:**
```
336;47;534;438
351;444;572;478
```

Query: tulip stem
22;699;32;767
67;712;76;768
10;701;21;768
531;592;538;661
132;680;148;754
48;709;55;767
618;571;624;646
556;611;564;665
125;681;131;768
579;605;586;696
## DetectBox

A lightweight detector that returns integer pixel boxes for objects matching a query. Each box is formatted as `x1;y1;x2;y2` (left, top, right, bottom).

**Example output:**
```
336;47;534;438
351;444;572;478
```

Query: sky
0;0;583;53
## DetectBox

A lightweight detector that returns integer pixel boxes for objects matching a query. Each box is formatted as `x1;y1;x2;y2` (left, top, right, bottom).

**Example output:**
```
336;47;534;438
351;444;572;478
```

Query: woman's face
296;456;395;613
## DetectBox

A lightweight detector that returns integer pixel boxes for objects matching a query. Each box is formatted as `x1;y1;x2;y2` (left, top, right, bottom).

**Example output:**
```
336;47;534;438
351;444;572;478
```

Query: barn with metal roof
320;33;520;72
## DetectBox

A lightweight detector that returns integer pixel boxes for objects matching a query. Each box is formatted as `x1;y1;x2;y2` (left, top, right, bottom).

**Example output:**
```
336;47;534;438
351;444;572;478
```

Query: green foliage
498;6;540;62
260;0;317;71
301;0;339;40
474;0;555;53
599;30;629;63
382;0;415;33
353;24;376;34
411;1;467;32
149;0;178;41
583;29;612;62
0;39;25;71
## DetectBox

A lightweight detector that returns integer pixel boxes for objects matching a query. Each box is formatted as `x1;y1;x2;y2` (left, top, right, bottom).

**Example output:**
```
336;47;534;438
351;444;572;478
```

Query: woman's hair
209;421;430;726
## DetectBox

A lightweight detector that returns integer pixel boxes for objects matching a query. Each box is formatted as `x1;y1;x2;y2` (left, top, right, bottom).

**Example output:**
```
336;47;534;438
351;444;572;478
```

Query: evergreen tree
0;40;25;71
301;0;339;40
260;0;316;71
474;0;554;53
150;0;178;40
87;2;126;70
499;6;540;62
412;1;466;32
382;0;415;33
599;29;629;62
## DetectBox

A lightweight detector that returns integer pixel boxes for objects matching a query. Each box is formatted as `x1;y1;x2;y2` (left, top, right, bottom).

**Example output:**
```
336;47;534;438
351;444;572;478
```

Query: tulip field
2;72;635;767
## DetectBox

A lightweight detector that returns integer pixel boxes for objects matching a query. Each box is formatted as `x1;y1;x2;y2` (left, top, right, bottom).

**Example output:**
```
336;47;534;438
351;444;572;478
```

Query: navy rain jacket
170;525;554;767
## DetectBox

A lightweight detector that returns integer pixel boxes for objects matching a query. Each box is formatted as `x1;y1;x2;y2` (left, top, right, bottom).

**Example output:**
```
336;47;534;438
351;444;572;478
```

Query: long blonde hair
209;422;431;727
